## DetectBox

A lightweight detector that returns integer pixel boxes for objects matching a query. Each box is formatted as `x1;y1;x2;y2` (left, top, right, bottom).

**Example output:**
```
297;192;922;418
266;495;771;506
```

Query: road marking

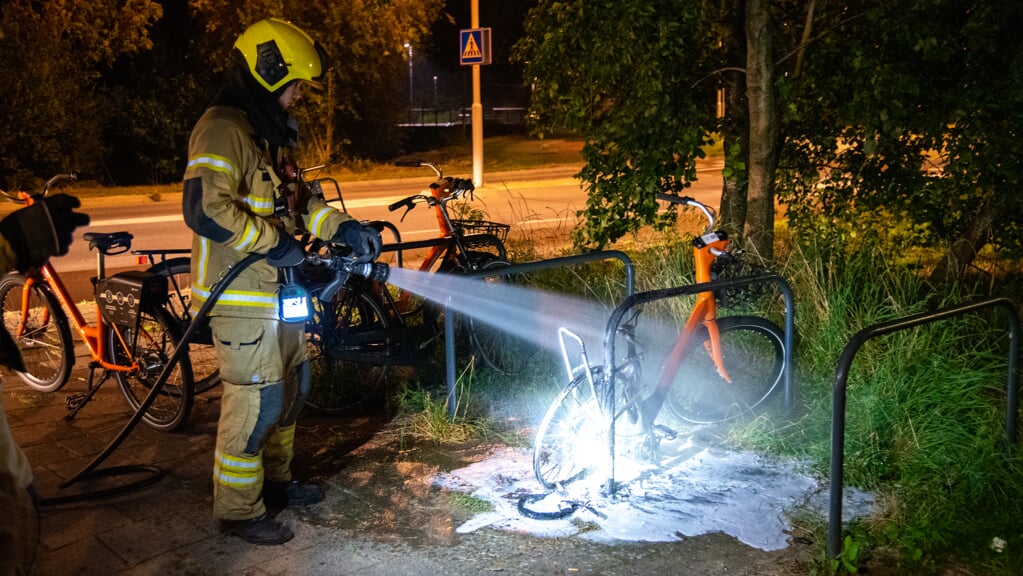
332;196;407;209
90;196;411;227
516;217;574;226
90;215;183;226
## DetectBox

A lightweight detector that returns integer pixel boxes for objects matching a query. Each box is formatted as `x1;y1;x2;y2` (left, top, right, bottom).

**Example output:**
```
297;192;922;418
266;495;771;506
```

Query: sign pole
471;0;484;187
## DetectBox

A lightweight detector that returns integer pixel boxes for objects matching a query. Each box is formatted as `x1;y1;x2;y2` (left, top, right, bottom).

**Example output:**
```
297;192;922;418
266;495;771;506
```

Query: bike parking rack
444;250;636;417
827;297;1021;559
601;273;796;494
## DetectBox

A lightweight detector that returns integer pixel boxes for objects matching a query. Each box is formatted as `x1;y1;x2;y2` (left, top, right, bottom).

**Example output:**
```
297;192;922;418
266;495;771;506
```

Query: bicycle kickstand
64;363;114;420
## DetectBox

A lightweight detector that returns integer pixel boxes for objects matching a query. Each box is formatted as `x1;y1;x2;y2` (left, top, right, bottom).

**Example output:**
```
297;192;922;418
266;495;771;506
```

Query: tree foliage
516;0;1023;280
513;0;719;248
187;0;443;166
779;0;1023;282
0;0;446;188
0;0;162;189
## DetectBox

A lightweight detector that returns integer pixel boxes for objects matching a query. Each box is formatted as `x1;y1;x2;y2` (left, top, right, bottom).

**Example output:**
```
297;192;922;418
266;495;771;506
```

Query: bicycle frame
419;177;465;271
556;195;735;430
656;235;731;384
381;172;508;320
6;190;145;378
651;195;732;402
19;263;140;376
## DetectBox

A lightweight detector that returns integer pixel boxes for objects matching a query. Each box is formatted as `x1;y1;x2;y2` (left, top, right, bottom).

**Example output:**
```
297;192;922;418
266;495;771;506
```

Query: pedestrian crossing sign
459;28;491;65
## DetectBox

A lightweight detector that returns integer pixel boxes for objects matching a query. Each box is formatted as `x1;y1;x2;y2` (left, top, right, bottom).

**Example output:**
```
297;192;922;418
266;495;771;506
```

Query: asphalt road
3;161;724;303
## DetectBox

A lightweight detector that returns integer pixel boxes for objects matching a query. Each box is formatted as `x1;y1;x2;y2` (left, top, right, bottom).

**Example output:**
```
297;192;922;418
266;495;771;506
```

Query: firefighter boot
263;479;324;508
221;513;294;545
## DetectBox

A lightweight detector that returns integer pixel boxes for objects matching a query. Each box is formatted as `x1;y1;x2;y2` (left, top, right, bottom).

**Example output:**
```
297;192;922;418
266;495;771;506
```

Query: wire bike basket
451;219;510;243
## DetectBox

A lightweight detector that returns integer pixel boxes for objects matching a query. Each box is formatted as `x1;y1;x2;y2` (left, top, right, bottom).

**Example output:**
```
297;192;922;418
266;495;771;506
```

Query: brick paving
4;332;803;576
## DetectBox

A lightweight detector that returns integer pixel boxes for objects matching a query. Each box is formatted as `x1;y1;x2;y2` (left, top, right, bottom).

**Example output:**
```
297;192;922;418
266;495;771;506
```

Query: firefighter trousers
209;317;310;521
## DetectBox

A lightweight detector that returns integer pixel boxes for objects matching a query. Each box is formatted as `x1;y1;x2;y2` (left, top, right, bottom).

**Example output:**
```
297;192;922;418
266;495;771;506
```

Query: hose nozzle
346;260;389;283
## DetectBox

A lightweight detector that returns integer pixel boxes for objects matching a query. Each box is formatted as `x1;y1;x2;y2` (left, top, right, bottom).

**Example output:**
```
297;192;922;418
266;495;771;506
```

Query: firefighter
0;193;89;574
182;18;381;545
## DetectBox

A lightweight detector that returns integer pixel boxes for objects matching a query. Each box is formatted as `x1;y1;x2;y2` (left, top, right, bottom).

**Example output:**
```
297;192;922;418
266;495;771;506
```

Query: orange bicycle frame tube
655;236;732;395
388;178;455;312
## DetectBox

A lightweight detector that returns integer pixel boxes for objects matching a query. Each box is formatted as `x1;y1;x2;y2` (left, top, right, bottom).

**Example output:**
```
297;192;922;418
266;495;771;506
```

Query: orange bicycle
532;192;786;489
0;174;194;432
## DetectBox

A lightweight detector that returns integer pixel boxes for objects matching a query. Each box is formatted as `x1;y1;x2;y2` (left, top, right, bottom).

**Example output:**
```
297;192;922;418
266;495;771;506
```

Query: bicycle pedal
65;393;87;411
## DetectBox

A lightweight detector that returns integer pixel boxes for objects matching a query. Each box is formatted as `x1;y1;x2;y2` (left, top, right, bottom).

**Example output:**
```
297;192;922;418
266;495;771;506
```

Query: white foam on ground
434;441;873;551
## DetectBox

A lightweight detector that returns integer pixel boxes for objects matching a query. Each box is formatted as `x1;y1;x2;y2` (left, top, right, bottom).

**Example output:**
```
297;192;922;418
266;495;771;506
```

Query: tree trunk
744;0;777;261
720;85;749;238
928;193;999;286
718;0;749;238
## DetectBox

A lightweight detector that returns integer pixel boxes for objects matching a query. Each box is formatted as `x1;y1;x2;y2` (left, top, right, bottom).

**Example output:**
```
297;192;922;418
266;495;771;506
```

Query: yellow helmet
233;18;326;93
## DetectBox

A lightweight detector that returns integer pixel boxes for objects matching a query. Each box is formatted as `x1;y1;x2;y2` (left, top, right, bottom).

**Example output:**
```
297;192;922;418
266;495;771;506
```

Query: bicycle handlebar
387;178;475;220
656;191;718;233
2;171;79;203
387;196;417;213
44;172;79;195
395;160;443;179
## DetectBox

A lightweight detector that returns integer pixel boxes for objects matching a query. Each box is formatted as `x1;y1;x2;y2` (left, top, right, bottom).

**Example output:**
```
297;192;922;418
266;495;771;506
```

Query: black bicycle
301;171;532;414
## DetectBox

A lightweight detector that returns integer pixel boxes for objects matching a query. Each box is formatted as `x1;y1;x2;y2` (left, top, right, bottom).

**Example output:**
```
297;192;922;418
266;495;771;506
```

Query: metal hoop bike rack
827;296;1021;559
444;250;636;417
599;273;796;494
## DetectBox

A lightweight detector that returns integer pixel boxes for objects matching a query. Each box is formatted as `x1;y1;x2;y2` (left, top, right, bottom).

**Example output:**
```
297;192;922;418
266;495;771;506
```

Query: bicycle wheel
534;370;607;489
305;286;391;414
664;315;785;424
0;273;73;392
146;258;221;394
110;305;194;432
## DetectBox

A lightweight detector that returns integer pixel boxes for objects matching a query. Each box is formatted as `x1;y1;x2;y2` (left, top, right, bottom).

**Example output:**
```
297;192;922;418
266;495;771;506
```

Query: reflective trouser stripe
263;424;296;482
213;450;263;488
212;449;265;521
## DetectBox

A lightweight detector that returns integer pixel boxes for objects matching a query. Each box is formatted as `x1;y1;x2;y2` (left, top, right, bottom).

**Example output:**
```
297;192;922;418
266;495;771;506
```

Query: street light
403;42;413;121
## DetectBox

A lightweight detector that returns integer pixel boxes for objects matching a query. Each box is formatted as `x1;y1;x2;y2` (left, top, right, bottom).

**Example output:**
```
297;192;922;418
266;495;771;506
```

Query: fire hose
43;250;387;506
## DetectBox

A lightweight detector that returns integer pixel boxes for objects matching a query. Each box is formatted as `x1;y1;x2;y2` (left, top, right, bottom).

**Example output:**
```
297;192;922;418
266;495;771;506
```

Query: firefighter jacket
182;105;352;319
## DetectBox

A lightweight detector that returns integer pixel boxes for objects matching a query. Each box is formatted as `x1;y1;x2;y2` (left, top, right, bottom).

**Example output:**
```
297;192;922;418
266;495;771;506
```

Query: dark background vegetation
0;0;533;189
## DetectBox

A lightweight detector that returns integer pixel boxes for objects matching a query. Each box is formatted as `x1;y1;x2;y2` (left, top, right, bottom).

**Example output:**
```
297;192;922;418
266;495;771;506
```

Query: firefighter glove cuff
267;232;305;268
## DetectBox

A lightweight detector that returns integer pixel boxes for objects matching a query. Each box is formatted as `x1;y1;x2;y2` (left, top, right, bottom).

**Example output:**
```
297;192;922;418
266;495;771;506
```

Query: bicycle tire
534;370;605;489
305;286;391;414
664;315;785;424
110;305;195;432
146;257;221;394
0;273;74;392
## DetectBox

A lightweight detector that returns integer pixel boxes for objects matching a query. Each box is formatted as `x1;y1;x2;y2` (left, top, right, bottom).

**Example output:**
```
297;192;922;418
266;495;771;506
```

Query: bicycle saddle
82;231;133;254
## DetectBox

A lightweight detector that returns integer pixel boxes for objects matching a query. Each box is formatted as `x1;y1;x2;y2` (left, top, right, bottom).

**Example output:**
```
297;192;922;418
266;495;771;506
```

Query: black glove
266;232;305;268
0;194;90;272
332;220;382;262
